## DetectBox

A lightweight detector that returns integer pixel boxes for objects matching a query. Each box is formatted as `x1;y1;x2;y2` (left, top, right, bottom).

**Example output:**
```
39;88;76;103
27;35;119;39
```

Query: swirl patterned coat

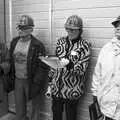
49;36;90;100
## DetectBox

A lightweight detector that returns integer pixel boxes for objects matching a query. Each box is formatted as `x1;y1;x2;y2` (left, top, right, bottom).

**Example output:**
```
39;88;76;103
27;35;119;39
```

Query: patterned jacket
49;36;90;100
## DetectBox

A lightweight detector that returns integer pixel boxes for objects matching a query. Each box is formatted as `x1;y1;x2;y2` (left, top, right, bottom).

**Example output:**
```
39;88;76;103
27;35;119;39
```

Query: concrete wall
6;0;120;120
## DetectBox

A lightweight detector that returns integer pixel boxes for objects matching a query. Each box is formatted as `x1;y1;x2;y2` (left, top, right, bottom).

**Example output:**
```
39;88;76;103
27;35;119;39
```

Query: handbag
89;99;103;120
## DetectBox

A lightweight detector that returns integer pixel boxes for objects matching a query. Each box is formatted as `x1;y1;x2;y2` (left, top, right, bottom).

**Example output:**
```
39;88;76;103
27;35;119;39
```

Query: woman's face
65;28;80;40
18;29;32;37
16;26;33;37
115;23;120;40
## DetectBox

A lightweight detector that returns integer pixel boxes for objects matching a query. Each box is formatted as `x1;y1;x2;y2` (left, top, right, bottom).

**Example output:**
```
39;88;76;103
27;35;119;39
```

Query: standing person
46;15;90;120
91;15;120;120
3;15;48;120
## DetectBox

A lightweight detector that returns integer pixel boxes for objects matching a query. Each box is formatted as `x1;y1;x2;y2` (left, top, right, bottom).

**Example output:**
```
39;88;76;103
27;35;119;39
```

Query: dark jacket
8;35;49;99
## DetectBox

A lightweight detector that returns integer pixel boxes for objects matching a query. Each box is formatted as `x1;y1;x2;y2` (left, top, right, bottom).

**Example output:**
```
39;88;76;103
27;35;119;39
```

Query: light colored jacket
91;37;120;119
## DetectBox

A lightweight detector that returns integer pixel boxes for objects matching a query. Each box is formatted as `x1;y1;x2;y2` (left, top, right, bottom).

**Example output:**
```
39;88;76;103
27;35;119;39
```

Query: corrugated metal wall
6;0;51;54
6;0;120;120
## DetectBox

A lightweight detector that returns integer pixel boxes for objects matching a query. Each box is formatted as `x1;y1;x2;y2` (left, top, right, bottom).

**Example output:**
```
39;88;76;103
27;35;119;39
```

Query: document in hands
39;56;62;69
39;56;69;69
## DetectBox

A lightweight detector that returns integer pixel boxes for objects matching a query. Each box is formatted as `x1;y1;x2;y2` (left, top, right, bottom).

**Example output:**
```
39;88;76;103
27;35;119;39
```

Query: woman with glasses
4;15;48;120
46;15;90;120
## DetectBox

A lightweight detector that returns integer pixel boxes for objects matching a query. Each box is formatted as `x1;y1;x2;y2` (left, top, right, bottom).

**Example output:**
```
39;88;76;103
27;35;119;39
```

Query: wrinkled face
115;22;120;40
17;26;33;37
65;28;80;40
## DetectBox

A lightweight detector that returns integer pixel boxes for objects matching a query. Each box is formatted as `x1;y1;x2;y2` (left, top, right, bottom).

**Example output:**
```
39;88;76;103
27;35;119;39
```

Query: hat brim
17;25;33;30
64;25;81;29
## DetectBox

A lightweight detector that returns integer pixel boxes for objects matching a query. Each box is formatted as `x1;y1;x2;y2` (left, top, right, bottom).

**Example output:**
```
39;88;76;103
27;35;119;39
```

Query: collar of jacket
67;35;81;45
19;35;31;42
112;37;120;56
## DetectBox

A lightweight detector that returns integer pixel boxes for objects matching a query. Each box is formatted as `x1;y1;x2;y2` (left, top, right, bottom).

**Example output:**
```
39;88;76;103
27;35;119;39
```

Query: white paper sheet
39;56;63;69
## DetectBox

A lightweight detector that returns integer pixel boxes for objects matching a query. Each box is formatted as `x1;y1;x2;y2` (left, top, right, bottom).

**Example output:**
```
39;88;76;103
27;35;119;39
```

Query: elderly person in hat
91;15;120;120
46;15;90;120
1;15;49;120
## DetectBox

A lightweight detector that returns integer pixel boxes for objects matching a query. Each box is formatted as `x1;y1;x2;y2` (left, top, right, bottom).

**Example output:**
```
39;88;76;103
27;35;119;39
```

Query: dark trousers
52;96;79;120
31;95;40;120
15;78;29;120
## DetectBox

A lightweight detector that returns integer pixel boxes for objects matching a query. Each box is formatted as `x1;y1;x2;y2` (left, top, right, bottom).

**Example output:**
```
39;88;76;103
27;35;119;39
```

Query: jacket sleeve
33;42;50;86
73;40;91;75
47;38;65;85
47;68;56;87
91;50;103;96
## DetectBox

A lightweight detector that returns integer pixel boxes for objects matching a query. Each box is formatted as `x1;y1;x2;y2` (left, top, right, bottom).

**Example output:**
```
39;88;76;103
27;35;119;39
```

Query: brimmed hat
112;16;120;27
64;15;83;29
17;15;34;28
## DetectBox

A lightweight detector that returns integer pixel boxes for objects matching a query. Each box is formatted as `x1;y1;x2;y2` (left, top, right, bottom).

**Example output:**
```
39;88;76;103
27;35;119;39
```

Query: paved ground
0;100;32;120
0;91;52;120
0;113;15;120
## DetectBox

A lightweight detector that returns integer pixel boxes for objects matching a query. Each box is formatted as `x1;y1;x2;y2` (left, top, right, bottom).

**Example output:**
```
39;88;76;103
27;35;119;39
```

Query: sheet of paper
39;56;63;69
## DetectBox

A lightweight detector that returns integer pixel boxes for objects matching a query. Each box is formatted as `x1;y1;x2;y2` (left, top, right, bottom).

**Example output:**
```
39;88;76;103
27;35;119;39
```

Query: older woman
46;15;90;120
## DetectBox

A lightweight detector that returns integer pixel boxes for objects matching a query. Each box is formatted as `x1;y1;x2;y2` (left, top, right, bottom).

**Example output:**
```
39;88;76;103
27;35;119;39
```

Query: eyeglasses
65;28;79;33
16;25;33;31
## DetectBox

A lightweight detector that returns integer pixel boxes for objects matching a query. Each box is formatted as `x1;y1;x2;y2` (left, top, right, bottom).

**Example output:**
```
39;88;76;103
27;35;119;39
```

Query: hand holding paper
60;58;69;67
